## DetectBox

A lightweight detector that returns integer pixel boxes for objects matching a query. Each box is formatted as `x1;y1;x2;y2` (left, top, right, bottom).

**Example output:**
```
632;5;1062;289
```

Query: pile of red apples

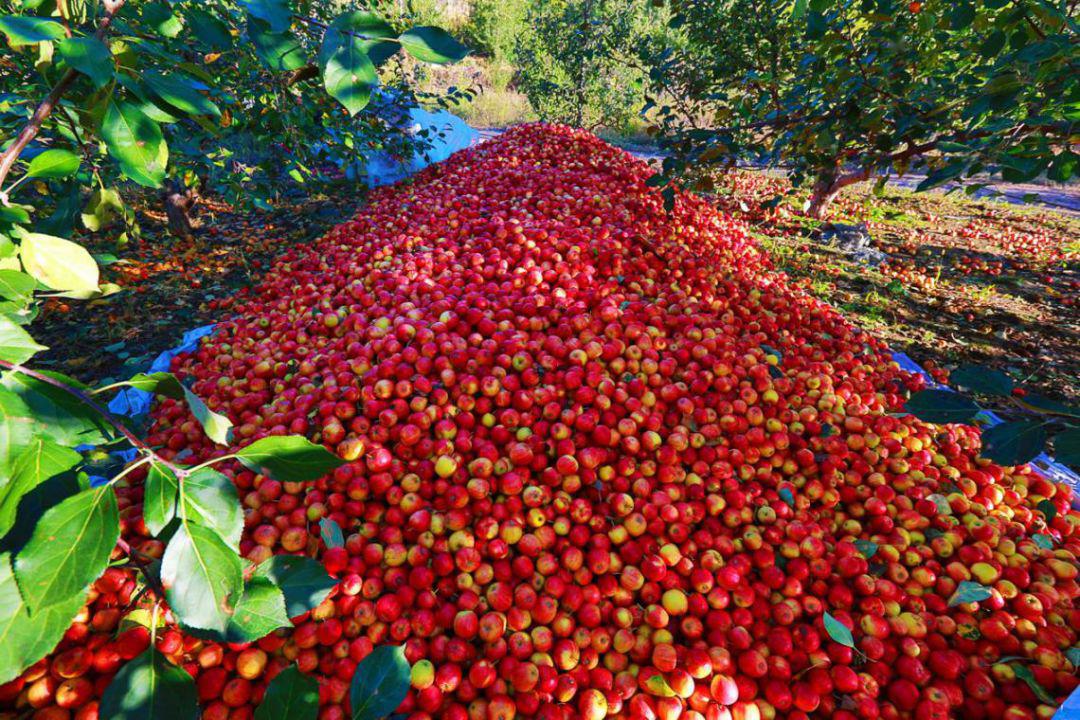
4;125;1077;720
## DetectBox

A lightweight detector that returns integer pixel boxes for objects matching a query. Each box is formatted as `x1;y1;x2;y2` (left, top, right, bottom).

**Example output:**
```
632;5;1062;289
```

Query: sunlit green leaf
822;611;854;647
398;26;469;64
0;314;47;364
25;149;80;179
235;435;344;482
0;15;65;45
0;552;85;684
101;100;168;188
0;440;80;538
58;36;113;87
14;484;119;612
161;523;243;635
18;232;99;294
948;580;992;607
227;577;291;643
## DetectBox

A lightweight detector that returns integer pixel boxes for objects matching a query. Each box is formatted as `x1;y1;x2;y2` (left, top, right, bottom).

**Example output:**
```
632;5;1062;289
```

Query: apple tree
644;0;1078;217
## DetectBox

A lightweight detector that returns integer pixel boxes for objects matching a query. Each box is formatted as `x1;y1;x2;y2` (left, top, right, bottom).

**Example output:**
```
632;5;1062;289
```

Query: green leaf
253;555;336;618
161;523;243;635
1032;534;1053;550
241;0;292;32
0;15;65;45
980;420;1046;466
25;148;80;179
0;440;80;538
979;29;1007;58
0;552;85;684
903;390;981;424
255;665;320;720
320;11;397;68
19;232;100;294
320;517;344;549
143;463;178;537
321;32;378;116
124;372;185;399
948;580;993;607
227;577;291;643
183;386;232;445
398;26;469;64
1037;499;1056;523
1066;647;1080;668
0;387;36;477
0;270;35;303
58;37;113;87
1048;151;1077;183
777;487;794;508
248;19;306;71
950;365;1014;396
0;314;47;364
349;644;410;720
189;9;233;49
1;370;109;446
81;187;125;232
14;484;119;612
142;2;184;38
143;71;220;118
182;468;243;550
1054;427;1080;466
950;2;975;29
916;161;966;192
822;611;854;648
854;539;878;559
236;435;345;482
100;648;198;720
101;100;168;188
1017;393;1080;419
1009;661;1056;705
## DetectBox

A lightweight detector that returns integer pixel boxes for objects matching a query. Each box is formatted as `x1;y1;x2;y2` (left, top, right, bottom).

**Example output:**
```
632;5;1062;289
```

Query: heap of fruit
4;124;1078;720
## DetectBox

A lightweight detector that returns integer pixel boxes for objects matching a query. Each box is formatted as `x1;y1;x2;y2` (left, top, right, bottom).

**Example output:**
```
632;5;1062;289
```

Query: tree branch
0;0;126;200
285;63;320;87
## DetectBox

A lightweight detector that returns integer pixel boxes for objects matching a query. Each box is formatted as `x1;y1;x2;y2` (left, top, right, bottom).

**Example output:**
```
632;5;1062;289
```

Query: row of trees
0;0;466;709
478;0;1075;216
644;0;1078;216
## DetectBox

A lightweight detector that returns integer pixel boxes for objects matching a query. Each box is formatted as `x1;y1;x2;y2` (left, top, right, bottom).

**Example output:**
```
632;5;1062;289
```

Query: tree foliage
644;0;1079;216
515;0;670;132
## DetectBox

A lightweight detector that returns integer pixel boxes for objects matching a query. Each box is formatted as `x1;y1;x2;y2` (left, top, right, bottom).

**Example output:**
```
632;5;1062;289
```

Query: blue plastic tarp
358;106;479;187
107;324;216;417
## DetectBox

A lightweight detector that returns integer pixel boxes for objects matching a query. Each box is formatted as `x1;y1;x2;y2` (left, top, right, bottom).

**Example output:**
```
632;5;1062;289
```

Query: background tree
514;0;669;133
644;0;1079;217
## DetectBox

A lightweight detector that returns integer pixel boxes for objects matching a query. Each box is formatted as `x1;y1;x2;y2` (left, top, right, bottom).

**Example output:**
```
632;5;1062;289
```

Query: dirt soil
32;192;357;386
707;169;1080;405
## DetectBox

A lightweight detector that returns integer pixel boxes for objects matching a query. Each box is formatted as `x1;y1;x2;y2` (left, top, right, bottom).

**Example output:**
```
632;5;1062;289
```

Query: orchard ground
32;134;1079;409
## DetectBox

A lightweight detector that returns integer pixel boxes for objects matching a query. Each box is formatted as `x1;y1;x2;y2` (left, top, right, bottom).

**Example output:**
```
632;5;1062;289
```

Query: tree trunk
162;181;200;240
806;166;871;219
